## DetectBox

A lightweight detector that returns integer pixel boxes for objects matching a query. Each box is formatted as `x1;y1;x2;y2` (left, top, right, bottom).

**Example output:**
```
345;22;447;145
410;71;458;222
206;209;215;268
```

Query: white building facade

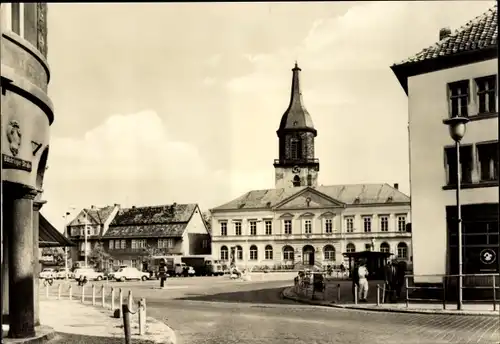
391;6;498;284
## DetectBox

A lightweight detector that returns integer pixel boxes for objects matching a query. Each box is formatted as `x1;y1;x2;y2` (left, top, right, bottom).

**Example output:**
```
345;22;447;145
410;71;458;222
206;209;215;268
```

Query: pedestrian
357;260;369;302
395;260;408;300
384;260;397;303
351;261;360;301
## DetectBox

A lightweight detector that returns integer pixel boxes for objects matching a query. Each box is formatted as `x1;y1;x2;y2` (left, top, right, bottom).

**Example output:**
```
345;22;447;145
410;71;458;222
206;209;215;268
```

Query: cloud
41;110;269;229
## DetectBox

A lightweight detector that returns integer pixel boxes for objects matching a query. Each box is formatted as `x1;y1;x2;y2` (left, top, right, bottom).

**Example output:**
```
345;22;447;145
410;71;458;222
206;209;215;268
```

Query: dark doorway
302;245;315;266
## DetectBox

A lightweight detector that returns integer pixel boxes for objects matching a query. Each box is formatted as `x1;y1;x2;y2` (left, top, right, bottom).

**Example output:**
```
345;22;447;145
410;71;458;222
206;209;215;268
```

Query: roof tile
394;5;497;66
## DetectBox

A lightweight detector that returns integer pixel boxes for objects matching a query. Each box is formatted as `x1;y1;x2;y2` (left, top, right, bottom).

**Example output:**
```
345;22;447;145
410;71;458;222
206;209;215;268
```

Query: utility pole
64;211;70;280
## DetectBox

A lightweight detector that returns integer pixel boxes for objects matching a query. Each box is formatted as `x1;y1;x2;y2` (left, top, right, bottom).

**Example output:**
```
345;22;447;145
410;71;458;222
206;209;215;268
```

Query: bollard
122;304;132;344
405;277;409;308
57;284;62;300
101;285;106;308
376;285;380;306
492;276;496;312
119;289;123;315
336;283;341;302
128;290;133;311
354;284;358;305
69;285;73;301
138;298;146;335
81;285;85;303
111;288;115;311
381;285;385;304
92;284;96;305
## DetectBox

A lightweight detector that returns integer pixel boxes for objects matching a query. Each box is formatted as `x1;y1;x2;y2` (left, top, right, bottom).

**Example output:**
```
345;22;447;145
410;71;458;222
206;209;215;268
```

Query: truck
181;257;224;276
149;256;182;277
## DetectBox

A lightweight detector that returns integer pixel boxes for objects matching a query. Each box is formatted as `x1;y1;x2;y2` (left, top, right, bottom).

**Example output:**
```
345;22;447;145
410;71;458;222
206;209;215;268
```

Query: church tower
274;63;319;188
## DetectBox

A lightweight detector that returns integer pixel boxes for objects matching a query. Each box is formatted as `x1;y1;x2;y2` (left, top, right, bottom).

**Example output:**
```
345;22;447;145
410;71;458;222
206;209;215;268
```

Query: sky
41;1;496;229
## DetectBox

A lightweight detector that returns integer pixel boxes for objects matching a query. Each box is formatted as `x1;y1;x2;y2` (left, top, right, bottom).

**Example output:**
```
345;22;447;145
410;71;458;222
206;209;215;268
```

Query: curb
146;316;177;344
281;287;499;317
2;326;56;344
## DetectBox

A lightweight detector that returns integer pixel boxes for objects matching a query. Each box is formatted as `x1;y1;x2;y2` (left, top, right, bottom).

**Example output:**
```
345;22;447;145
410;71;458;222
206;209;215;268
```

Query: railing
273;158;320;165
404;273;499;311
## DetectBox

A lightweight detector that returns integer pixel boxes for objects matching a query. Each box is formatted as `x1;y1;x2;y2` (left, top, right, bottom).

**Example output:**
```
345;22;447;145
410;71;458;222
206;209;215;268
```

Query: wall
275;166;319;188
182;207;211;255
407;58;499;283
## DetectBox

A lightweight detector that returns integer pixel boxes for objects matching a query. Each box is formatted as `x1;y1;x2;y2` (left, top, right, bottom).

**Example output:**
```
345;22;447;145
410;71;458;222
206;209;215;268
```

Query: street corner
143;316;177;344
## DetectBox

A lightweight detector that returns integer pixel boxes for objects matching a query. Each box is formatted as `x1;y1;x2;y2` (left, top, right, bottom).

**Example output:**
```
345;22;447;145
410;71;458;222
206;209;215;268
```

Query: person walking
357;260;369;302
351;261;360;302
384;260;397;303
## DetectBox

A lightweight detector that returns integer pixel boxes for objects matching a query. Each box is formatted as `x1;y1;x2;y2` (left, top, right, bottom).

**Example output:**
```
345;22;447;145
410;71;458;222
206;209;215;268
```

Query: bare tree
88;243;111;271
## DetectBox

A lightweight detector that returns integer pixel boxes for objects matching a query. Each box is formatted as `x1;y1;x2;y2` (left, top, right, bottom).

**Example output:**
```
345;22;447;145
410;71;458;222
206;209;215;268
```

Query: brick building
211;63;412;271
102;203;211;270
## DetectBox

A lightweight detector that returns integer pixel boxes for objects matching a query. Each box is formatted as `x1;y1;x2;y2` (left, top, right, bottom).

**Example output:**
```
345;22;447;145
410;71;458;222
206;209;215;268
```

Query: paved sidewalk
40;300;176;344
283;286;500;316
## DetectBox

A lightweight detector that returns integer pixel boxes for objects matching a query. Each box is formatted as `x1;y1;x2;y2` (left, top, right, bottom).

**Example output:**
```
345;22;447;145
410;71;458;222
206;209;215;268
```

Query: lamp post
443;115;470;311
63;207;76;280
83;210;88;268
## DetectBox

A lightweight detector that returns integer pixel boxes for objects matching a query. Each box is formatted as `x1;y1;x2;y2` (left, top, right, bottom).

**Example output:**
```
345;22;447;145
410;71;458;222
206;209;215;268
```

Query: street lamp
63;207;76;280
443;115;470;311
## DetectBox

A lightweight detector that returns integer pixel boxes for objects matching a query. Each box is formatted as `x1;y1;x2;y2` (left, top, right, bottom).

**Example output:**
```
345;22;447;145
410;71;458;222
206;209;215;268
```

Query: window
477;142;499;182
324;218;333;233
236;246;243;260
131;260;137;268
323;245;335;261
220;246;229;261
346;243;355;253
380;242;390;253
265;221;272;235
448;80;469;117
265;245;273;260
131;239;146;249
120;240;126;249
345;217;354;233
293;175;301;187
202;239;208;248
397;242;408;259
445;145;473;185
380;216;389;232
249;245;258;260
397;216;407;232
290;138;302;160
284;220;292;235
220;222;227;236
109;241;114;249
158;239;174;248
249;221;257;236
363;216;371;232
11;3;21;36
234;222;242;236
304;220;312;234
365;243;372;251
476;75;497;114
283;246;294;261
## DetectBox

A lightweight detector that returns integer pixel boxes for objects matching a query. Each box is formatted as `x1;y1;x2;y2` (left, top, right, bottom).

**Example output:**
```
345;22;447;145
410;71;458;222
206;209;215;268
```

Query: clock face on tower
292;165;301;174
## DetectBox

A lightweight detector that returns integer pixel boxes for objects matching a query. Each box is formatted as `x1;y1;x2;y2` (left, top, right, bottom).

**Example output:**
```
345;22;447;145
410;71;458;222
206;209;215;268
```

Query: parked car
114;267;150;282
55;268;72;279
73;268;104;281
39;268;55;280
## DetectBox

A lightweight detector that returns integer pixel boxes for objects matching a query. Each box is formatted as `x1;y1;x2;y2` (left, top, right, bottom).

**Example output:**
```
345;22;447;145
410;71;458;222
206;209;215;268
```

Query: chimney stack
91;205;96;210
439;27;451;40
393;183;399;190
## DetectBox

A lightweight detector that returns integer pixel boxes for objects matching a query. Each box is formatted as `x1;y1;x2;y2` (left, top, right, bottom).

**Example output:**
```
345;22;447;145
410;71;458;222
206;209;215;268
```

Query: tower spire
289;61;303;109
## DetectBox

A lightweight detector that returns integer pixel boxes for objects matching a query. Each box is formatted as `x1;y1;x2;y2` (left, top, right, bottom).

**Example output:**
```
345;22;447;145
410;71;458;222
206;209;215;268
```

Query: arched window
380;242;390;253
307;174;312;186
283;246;294;261
220;246;228;261
397;242;408;259
323;245;335;261
249;245;258;260
290;138;302;160
236;245;243;260
346;243;355;253
293;175;301;187
265;245;273;260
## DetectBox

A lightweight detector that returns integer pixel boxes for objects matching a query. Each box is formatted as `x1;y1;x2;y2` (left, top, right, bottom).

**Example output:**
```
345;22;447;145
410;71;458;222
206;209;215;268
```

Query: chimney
132;206;136;209
439;27;451;40
393;183;399;190
90;205;96;210
114;203;120;208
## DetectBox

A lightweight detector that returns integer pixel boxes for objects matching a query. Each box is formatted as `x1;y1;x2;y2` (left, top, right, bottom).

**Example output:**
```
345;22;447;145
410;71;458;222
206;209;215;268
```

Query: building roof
68;205;117;227
40;214;75;248
394;5;497;67
391;5;497;94
103;203;198;239
211;184;410;212
278;63;316;135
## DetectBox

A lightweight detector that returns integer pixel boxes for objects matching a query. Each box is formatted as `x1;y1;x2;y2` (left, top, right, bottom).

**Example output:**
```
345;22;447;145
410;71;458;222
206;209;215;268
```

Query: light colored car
187;266;195;277
114;267;150;282
73;268;104;281
39;268;55;279
55;268;72;279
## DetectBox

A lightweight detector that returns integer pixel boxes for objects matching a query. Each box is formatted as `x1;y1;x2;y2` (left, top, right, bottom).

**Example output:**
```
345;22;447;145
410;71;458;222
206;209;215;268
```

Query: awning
39;214;75;248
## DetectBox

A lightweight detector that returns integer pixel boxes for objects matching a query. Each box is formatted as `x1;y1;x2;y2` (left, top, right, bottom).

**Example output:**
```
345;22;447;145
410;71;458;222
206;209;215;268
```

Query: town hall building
210;63;412;270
